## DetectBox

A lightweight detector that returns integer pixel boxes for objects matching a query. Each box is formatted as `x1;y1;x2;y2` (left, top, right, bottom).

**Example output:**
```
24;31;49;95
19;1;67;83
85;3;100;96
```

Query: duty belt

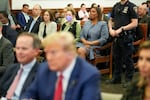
119;30;132;37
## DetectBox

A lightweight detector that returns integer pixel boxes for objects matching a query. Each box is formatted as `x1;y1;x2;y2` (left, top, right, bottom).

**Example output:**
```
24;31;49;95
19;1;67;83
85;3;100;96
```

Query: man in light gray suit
0;0;9;14
0;0;20;30
0;21;15;78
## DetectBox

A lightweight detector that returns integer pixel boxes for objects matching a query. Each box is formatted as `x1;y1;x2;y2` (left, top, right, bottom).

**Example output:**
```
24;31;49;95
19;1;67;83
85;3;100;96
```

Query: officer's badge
122;7;128;13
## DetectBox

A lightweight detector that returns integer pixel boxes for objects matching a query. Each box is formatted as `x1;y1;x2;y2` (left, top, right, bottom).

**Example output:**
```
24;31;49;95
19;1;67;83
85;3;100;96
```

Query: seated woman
38;10;57;40
61;8;81;43
77;7;109;60
121;40;150;100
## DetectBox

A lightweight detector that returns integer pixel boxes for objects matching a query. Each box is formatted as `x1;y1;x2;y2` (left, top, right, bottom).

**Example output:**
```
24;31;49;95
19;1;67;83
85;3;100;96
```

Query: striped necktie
6;67;23;99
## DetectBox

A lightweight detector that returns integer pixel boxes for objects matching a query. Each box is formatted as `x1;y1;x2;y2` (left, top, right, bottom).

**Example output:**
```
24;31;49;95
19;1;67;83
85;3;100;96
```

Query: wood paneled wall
11;7;112;16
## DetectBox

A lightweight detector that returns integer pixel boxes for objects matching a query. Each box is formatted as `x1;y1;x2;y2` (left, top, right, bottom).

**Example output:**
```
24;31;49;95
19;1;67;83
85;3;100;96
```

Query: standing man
0;11;18;47
0;0;20;30
107;0;138;87
0;21;14;79
24;4;42;34
0;33;41;100
21;32;101;100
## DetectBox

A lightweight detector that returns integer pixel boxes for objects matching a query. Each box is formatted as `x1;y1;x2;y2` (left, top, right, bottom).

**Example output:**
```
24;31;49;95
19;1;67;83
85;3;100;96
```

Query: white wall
12;0;144;10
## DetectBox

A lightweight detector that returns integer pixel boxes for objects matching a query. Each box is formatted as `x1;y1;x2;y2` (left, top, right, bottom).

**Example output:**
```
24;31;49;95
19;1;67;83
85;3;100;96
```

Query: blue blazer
21;57;101;100
17;12;31;29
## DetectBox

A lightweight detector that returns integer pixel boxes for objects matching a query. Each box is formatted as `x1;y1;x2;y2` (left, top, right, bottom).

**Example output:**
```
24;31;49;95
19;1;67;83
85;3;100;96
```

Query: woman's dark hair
90;7;102;21
91;3;97;8
44;10;55;21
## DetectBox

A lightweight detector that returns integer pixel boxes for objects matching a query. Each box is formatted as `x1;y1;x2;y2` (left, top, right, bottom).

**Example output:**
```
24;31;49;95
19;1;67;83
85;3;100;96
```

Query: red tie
54;74;63;100
6;67;23;99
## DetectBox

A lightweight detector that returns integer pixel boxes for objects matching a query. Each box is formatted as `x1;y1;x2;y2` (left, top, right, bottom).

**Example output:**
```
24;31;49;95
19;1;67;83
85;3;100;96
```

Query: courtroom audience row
0;0;150;100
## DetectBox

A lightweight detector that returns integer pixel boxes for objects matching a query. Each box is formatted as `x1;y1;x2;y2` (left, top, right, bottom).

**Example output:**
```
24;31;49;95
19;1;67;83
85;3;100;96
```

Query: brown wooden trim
9;0;12;10
11;7;112;16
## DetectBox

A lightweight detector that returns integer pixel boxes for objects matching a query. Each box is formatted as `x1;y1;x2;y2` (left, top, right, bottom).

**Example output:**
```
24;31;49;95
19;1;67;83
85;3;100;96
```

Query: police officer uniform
109;0;138;85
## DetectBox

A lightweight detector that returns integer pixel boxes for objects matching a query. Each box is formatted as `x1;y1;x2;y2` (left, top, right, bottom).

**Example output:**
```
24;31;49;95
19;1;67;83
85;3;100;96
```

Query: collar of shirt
57;57;76;100
20;58;36;73
33;16;40;21
57;57;76;80
14;58;37;98
0;34;2;39
3;23;9;26
22;11;28;16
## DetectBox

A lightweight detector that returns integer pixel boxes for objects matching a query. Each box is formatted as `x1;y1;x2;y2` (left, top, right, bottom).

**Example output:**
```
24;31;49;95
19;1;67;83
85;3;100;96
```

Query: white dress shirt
57;57;76;100
14;58;36;98
22;12;30;23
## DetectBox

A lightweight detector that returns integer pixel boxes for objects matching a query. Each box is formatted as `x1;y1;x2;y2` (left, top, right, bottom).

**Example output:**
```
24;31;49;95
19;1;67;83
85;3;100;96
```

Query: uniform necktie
54;74;63;100
43;24;47;38
6;67;23;99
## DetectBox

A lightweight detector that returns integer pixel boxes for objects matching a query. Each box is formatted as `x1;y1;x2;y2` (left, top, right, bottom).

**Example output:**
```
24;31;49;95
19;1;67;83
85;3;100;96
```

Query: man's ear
34;49;41;57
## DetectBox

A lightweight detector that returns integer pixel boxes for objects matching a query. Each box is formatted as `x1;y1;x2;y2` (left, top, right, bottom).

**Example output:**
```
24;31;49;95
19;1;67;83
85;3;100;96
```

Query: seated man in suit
21;31;101;100
0;32;42;100
0;11;18;47
24;4;42;34
17;4;31;30
0;21;14;79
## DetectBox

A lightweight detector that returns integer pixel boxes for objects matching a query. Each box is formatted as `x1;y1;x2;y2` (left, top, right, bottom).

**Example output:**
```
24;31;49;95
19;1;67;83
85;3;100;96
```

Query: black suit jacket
24;16;42;34
0;36;14;76
0;61;39;97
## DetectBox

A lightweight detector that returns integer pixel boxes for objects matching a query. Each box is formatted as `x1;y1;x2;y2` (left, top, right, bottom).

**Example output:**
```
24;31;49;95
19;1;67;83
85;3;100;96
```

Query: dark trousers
113;34;134;81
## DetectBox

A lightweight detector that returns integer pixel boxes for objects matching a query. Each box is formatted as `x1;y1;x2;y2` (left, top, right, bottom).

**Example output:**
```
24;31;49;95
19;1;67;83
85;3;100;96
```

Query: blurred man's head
138;5;148;17
0;11;8;24
32;4;42;18
15;33;41;65
22;4;29;13
43;32;76;72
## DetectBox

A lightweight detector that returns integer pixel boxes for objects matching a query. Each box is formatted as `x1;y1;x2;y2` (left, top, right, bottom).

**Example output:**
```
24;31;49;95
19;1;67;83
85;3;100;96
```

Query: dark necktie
54;74;63;100
43;24;47;38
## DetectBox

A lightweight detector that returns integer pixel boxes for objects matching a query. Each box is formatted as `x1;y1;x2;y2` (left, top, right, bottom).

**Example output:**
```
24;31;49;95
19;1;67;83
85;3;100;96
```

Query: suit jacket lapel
31;17;42;33
65;57;81;100
47;71;57;99
21;62;39;94
9;64;20;87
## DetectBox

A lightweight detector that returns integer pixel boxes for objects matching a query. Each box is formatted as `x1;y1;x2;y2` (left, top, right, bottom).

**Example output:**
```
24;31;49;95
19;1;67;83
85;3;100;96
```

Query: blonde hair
42;31;77;54
137;40;150;87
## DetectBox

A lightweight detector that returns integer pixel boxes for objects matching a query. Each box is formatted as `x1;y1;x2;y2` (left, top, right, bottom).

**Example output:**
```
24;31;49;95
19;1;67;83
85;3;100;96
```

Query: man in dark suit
0;21;14;79
24;4;42;34
21;32;101;100
0;32;42;100
0;11;18;47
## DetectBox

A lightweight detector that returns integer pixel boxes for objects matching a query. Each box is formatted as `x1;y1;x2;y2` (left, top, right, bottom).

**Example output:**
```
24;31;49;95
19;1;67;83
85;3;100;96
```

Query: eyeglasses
32;9;40;11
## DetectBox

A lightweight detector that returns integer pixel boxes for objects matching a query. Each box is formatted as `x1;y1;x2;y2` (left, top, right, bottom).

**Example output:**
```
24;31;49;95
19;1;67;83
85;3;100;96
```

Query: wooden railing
11;7;112;16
